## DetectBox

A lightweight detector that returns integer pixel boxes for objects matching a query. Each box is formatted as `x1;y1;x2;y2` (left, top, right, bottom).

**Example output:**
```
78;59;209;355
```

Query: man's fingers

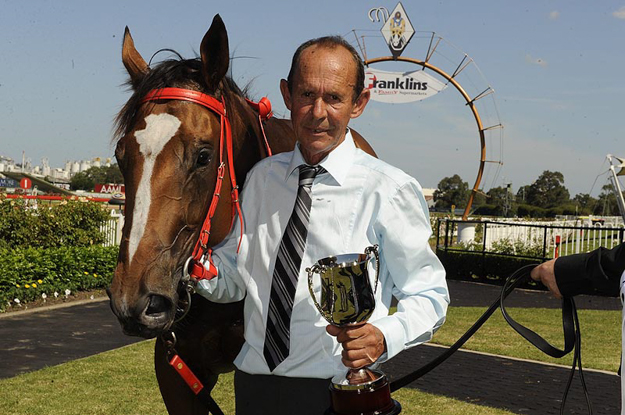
341;348;376;368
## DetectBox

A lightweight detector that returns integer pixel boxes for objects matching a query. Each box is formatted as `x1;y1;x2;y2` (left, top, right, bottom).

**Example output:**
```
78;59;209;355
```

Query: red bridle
141;87;272;282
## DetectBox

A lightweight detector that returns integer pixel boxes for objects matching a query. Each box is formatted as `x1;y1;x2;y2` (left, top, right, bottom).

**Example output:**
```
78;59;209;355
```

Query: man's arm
531;242;625;298
328;180;449;368
372;180;449;361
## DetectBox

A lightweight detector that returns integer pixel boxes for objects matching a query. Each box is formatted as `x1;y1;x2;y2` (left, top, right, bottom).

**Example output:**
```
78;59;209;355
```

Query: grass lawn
0;339;515;415
433;306;621;372
0;305;618;414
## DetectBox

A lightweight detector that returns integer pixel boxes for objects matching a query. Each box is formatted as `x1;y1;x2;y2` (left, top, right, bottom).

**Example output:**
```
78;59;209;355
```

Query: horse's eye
196;148;212;167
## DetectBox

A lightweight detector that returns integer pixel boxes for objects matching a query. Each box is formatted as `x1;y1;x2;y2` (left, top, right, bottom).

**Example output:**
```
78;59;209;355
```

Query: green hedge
0;197;110;249
437;248;542;289
0;245;119;311
0;195;118;311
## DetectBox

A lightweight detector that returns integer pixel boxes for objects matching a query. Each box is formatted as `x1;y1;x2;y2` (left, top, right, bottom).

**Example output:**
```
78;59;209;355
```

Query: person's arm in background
531;242;625;298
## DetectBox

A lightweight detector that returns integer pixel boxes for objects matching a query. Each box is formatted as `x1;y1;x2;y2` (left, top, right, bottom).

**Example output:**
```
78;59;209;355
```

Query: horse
107;14;376;415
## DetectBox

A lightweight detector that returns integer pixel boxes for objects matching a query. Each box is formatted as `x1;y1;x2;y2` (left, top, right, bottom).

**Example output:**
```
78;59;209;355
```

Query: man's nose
311;98;327;119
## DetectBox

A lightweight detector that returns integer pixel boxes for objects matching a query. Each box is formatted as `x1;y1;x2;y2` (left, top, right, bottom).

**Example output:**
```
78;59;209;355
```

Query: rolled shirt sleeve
370;180;449;361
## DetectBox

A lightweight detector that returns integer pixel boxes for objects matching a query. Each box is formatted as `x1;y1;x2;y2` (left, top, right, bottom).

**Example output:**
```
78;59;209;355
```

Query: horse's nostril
146;295;171;316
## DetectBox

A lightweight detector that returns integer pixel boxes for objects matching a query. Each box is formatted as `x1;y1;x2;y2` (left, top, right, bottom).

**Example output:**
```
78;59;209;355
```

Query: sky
1;0;624;197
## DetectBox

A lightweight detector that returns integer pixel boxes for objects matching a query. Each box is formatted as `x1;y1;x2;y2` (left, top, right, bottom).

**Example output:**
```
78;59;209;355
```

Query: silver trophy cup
306;245;401;415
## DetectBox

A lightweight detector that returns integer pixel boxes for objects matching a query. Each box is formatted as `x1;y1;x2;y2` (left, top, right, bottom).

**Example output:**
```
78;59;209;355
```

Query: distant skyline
1;1;624;197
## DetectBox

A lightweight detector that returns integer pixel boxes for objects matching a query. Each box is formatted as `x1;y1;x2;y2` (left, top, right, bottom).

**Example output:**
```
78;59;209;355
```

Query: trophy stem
346;367;378;385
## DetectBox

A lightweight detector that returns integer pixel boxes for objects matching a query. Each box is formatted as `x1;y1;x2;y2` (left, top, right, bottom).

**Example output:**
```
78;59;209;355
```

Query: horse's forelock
113;57;253;145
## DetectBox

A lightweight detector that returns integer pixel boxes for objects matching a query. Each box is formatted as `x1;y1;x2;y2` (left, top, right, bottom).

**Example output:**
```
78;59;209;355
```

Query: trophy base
325;370;401;415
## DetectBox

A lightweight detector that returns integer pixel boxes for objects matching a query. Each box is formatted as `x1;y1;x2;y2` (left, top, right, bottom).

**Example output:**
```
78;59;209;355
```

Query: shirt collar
285;129;357;186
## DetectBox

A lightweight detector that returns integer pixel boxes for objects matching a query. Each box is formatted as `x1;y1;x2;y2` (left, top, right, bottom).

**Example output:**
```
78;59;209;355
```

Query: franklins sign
365;68;447;103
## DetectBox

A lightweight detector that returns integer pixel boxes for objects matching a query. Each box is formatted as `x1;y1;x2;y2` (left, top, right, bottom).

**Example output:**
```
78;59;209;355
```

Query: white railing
101;211;124;246
439;217;625;259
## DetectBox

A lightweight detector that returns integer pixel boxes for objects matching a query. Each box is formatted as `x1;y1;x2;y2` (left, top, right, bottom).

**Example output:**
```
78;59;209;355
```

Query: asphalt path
0;280;621;414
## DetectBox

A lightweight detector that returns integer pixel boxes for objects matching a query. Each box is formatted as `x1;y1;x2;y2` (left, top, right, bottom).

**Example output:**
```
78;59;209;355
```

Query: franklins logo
366;72;428;92
365;68;447;103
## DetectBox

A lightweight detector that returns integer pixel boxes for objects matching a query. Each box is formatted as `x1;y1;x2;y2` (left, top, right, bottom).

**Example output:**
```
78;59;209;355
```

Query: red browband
141;87;272;281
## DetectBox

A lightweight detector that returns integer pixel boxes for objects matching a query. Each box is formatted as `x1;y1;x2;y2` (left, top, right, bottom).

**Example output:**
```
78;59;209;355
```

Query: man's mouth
308;127;329;135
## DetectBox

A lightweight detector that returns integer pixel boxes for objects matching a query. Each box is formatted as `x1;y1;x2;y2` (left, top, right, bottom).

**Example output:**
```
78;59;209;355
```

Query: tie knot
298;165;325;187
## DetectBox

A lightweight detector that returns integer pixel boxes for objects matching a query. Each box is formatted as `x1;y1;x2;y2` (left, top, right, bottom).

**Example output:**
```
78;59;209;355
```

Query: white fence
101;212;124;246
483;221;624;257
439;217;625;259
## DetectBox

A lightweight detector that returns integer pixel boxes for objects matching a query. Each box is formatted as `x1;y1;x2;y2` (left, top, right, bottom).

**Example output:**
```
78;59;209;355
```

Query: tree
434;174;469;209
572;193;597;215
594;184;621;216
525;170;570;209
486;185;516;216
516;185;531;204
70;164;123;191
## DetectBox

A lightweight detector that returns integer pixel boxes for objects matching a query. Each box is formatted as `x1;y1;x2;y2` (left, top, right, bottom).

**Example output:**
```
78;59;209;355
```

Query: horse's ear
122;27;149;88
200;14;229;93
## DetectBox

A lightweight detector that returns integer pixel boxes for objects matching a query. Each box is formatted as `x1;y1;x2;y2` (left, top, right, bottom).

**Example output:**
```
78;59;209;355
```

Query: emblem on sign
379;2;414;59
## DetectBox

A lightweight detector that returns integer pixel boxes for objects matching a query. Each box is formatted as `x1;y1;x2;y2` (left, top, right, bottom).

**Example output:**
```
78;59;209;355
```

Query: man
531;243;625;414
196;36;449;415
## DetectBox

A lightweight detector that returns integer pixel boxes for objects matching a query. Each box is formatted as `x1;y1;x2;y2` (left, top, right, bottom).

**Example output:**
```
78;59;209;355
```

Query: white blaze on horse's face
128;113;182;264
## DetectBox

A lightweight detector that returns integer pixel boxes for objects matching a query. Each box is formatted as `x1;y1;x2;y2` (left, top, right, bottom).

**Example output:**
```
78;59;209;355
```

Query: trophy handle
365;245;380;294
306;264;331;322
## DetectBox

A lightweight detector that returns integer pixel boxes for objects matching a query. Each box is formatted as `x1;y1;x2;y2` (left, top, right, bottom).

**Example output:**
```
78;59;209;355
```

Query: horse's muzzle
108;291;175;338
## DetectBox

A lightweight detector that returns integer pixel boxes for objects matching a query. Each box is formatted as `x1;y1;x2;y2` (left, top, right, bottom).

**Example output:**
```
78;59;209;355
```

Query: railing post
482;222;488;252
444;219;450;251
436;218;441;249
542;225;548;261
481;222;488;280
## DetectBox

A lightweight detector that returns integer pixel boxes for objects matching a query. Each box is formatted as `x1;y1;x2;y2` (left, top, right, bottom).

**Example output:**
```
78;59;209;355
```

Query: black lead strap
389;264;593;415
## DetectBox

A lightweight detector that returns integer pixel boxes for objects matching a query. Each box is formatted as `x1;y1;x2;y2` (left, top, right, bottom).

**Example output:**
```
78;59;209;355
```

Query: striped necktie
263;164;324;371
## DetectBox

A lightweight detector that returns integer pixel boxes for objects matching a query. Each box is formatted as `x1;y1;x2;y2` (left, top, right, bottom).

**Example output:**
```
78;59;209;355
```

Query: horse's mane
114;56;250;143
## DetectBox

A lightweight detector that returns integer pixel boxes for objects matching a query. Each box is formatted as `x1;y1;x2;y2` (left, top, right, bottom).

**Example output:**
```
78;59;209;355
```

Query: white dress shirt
196;129;449;378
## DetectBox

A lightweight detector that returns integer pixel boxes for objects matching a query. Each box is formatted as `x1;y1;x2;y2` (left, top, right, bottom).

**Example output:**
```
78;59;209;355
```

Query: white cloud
613;6;625;19
525;54;548;67
549;10;560;20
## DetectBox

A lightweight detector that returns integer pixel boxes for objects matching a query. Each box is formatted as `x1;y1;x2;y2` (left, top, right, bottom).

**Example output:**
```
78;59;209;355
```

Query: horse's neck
264;118;297;154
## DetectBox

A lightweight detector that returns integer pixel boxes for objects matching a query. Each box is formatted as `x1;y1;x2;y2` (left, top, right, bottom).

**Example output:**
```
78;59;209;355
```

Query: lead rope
162;331;225;415
389;265;592;415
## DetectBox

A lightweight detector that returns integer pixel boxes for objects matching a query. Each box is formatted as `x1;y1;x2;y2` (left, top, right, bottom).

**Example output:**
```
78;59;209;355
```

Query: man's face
280;45;370;165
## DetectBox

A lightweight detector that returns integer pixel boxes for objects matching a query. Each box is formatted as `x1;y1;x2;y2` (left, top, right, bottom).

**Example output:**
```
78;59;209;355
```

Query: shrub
437;248;541;289
0;245;119;311
0;196;110;248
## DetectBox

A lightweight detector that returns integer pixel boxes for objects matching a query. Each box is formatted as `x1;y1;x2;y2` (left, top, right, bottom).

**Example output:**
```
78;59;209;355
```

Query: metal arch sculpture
364;54;501;220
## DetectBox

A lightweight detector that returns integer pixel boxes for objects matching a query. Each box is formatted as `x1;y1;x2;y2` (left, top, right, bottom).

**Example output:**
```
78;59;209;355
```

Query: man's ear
280;79;292;111
350;89;371;119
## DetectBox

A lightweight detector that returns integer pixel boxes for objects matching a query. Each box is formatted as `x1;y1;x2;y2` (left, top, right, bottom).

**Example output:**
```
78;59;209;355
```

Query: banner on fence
95;183;125;194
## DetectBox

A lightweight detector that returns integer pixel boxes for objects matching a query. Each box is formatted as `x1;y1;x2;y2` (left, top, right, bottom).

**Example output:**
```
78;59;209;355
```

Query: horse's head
108;15;266;338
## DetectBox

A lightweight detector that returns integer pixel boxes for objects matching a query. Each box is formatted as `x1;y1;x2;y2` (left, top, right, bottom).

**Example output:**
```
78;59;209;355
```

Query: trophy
307;245;401;415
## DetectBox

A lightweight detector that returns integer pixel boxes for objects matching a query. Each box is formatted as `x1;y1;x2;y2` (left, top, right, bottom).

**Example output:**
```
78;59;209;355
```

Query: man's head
286;36;365;103
281;37;370;165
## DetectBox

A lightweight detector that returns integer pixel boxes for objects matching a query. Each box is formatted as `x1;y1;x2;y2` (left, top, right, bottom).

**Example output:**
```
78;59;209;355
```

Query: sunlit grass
0;339;516;415
0;305;618;414
433;306;621;372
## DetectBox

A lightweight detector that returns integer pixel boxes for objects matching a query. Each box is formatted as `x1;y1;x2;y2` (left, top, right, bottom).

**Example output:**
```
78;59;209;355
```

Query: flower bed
0;245;118;312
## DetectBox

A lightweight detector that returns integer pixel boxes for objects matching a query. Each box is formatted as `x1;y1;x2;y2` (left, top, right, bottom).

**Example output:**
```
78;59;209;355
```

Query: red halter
141;87;272;281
